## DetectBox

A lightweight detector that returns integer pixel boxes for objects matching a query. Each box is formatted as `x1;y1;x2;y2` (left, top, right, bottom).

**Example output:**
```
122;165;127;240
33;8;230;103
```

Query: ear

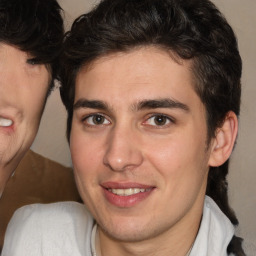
208;111;238;167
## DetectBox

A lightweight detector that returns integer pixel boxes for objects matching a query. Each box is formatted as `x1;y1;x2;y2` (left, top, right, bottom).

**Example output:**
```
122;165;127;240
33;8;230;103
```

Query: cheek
70;131;101;177
144;136;189;168
146;138;209;207
70;131;104;207
34;79;49;106
24;74;49;119
144;132;208;180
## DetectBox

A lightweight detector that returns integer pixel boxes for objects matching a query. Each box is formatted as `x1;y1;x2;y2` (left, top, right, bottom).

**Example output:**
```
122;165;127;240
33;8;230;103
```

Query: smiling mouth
0;117;13;127
108;188;152;196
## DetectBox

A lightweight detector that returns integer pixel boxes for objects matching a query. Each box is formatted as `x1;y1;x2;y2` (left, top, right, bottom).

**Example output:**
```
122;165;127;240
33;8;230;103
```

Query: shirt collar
190;196;234;256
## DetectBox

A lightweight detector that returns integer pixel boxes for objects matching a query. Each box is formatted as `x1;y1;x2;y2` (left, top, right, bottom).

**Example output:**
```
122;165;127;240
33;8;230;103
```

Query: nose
103;125;143;172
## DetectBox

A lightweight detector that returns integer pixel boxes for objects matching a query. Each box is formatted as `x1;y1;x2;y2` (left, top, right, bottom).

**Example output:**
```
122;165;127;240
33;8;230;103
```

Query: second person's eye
26;58;38;65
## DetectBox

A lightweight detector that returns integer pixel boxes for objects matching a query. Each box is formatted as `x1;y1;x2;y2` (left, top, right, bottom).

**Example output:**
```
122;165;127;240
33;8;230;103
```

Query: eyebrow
73;99;109;111
133;98;189;112
73;98;189;112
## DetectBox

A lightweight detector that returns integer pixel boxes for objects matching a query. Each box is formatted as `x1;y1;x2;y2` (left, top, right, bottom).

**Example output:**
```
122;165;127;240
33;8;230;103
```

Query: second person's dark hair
0;0;64;90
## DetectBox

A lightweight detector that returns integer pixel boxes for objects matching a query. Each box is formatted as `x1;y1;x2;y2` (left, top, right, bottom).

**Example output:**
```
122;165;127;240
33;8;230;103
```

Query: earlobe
208;111;238;167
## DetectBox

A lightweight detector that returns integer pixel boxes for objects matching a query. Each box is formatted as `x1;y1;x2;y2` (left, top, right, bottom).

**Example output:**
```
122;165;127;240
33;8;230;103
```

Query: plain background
30;0;256;250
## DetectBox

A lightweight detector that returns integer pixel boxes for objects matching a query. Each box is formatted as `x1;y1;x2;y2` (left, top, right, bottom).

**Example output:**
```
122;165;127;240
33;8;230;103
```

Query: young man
2;0;246;255
0;0;63;197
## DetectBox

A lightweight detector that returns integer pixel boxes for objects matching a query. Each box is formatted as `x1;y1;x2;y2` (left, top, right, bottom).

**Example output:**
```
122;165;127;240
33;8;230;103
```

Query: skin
0;43;50;196
70;47;235;256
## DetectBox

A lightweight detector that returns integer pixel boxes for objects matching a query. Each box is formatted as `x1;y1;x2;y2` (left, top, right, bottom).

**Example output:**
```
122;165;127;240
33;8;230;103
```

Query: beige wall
31;0;256;249
31;0;99;167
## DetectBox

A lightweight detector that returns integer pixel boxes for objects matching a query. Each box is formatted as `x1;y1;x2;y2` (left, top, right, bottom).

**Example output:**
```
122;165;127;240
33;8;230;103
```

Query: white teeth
109;188;149;196
0;117;13;127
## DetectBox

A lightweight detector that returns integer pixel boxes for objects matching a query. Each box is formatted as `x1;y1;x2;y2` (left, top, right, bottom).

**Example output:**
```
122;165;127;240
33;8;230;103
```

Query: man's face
71;47;215;242
0;44;50;188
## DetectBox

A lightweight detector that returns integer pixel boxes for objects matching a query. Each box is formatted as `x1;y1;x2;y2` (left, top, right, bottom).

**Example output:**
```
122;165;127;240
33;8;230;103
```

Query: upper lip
0;114;14;121
101;181;155;189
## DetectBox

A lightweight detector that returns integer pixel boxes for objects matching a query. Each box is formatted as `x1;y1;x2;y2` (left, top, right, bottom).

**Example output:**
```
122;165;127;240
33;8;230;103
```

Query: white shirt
2;196;235;256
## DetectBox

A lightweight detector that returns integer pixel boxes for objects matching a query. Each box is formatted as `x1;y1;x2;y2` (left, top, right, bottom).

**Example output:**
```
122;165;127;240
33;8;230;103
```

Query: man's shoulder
9;201;93;229
13;201;90;219
2;202;93;256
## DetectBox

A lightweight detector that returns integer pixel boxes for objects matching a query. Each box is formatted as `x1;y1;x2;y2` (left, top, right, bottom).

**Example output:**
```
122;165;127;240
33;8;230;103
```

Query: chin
99;217;159;243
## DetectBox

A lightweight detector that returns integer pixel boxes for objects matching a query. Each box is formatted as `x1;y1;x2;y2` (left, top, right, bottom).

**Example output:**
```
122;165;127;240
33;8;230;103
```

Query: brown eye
154;115;168;126
84;114;110;126
92;115;105;124
144;114;173;127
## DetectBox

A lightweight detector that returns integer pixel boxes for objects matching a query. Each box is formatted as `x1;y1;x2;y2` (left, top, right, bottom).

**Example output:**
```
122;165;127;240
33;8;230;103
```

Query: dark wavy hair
0;0;64;91
60;0;244;254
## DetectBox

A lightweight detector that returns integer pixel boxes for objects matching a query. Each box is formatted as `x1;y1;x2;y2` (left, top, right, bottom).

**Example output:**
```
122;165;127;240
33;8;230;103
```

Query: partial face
71;47;214;243
0;44;50;189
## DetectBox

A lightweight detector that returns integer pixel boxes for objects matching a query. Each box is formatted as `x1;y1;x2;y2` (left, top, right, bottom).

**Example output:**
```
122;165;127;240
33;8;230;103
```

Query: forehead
75;47;200;108
0;43;24;59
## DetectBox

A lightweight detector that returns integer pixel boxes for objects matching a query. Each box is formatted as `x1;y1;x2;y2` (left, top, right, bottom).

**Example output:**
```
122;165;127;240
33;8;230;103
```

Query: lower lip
102;187;154;208
0;124;15;133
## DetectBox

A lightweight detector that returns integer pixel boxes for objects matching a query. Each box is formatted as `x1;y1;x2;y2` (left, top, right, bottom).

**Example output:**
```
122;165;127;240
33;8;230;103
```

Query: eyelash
81;113;175;128
26;58;39;65
143;114;175;128
82;113;111;127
